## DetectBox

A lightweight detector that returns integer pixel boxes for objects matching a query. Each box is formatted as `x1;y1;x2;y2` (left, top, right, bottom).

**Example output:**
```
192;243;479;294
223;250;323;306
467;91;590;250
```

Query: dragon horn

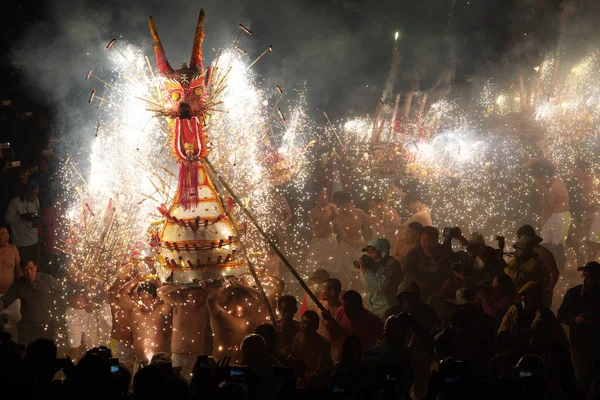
148;16;174;75
189;9;205;71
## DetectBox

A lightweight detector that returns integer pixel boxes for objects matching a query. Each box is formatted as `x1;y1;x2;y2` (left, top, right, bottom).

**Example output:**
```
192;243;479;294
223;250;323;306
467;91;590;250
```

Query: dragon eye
193;87;203;96
171;92;181;101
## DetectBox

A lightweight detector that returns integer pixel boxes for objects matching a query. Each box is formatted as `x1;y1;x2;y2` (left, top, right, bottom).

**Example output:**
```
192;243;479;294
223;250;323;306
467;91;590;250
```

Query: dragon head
149;9;211;161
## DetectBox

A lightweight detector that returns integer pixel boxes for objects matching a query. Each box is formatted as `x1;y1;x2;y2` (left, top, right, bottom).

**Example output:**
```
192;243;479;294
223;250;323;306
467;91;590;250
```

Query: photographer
558;261;600;398
4;179;41;267
355;238;403;318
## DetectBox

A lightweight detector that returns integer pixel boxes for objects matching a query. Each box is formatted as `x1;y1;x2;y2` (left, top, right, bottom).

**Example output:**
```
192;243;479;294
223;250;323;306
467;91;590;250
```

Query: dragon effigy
148;10;245;284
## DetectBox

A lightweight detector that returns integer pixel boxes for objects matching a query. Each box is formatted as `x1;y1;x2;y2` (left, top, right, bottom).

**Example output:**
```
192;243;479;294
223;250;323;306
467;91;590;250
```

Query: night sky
2;0;600;125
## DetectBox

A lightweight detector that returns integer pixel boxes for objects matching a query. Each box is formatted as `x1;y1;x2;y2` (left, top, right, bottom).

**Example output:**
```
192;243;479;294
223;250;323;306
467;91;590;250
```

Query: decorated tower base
147;10;245;285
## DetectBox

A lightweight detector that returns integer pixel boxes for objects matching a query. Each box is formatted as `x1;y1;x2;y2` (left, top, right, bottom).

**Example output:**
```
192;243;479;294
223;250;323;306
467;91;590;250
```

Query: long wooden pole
201;160;278;325
204;158;327;313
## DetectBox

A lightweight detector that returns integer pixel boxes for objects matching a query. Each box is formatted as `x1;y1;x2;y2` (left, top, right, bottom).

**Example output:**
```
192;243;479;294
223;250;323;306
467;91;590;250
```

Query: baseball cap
577;261;600;274
444;288;477;307
309;269;330;282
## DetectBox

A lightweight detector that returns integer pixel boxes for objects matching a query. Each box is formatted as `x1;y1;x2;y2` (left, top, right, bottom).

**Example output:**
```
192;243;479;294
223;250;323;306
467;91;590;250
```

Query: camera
353;254;376;270
443;227;462;240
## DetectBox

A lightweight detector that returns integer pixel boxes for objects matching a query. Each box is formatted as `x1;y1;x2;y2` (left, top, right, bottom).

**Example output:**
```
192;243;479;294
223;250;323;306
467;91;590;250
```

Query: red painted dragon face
149;9;212;161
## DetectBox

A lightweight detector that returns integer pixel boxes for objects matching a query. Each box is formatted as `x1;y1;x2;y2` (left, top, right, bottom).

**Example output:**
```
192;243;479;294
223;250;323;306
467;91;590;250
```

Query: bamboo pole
203;158;327;313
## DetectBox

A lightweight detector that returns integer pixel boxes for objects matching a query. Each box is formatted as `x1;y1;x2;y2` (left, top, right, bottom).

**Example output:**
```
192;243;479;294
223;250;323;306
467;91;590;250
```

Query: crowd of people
1;150;600;399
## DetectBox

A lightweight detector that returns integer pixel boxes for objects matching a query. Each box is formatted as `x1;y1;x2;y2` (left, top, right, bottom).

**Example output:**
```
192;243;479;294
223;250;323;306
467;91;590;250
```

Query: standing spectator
318;277;343;345
299;268;329;317
0;226;22;340
357;238;403;318
392;222;423;268
363;313;415;395
476;273;515;328
403;226;453;302
322;290;384;353
557;261;600;398
504;235;547;294
385;281;441;333
40;194;65;278
276;295;301;353
291;310;332;375
516;224;559;307
498;281;568;353
4;179;41;267
435;288;496;377
0;259;62;346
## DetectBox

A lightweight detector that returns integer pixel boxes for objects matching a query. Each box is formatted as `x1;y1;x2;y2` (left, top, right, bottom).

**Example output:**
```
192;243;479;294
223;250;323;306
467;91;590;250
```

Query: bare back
0;244;20;293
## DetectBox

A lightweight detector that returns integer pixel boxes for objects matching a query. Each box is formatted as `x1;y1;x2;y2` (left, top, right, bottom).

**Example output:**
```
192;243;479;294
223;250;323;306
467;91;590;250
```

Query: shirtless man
529;161;571;270
393;222;424;267
64;265;92;363
400;193;432;231
291;310;332;375
318;278;342;350
336;193;370;288
277;295;301;352
306;189;340;274
109;263;135;372
118;275;171;368
369;196;401;252
0;226;22;339
574;160;600;262
206;277;268;364
158;285;209;381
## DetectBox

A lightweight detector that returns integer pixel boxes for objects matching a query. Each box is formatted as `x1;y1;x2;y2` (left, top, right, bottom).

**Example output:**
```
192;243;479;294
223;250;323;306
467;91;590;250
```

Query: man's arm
117;275;142;312
13;248;22;280
4;199;20;225
557;288;578;326
157;285;185;306
206;286;226;319
538;249;559;291
0;282;18;312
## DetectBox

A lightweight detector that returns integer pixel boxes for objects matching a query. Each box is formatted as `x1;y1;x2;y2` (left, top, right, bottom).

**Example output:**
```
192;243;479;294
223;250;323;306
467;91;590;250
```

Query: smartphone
196;355;208;368
109;357;119;373
444;376;461;385
229;366;246;377
519;370;532;378
0;143;10;149
11;161;21;167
